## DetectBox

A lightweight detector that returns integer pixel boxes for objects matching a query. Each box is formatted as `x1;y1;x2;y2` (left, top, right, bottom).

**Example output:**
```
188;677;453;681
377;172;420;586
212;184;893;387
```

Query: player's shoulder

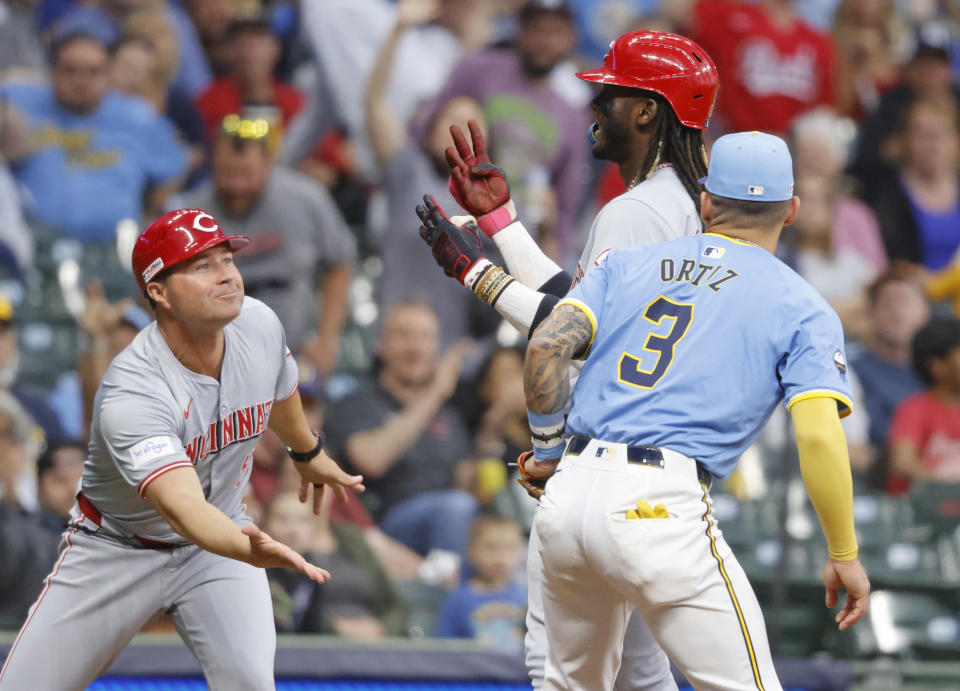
99;324;177;407
598;168;697;226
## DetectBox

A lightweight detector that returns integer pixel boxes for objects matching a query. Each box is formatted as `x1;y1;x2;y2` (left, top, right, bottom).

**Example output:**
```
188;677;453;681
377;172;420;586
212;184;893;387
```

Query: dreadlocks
634;93;708;212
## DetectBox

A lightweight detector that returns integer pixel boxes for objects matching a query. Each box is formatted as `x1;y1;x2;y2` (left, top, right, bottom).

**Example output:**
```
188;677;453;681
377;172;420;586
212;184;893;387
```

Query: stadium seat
848;590;960;660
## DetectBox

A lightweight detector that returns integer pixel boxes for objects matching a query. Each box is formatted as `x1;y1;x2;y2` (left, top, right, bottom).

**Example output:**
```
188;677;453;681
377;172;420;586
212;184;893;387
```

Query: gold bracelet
473;265;503;300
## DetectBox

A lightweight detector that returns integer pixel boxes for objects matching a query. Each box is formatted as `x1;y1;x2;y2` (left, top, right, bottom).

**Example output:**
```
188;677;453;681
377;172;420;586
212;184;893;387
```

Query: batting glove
445;120;517;237
416;195;490;287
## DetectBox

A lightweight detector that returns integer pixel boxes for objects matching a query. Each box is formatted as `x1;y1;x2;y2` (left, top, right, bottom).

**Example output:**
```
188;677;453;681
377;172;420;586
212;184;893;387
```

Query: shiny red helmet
576;31;719;130
132;208;250;292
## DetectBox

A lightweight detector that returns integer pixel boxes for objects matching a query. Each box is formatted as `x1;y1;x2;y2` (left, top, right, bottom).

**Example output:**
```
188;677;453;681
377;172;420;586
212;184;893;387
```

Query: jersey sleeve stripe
137;460;195;499
278;382;299;402
786;390;853;419
556;298;597;360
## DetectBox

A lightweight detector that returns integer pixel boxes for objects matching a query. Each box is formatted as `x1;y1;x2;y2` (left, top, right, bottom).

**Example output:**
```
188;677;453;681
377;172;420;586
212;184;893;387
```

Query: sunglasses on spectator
221;114;271;140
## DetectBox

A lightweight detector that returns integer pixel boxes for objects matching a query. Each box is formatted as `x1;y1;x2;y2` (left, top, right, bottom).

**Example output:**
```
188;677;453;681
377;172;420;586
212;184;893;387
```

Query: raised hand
416;195;489;285
445;120;511;222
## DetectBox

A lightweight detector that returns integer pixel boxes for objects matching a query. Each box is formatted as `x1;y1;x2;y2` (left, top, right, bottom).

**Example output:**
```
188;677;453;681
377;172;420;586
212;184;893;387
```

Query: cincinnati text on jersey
185;399;273;463
659;256;739;292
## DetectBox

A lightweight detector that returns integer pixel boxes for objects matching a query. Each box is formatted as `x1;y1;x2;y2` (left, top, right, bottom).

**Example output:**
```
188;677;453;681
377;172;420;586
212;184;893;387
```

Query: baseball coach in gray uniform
0;208;365;690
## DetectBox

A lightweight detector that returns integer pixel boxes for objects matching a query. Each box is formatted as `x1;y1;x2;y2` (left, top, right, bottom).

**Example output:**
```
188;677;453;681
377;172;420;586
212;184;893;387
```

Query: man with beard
323;302;478;561
417;30;718;691
417;0;589;259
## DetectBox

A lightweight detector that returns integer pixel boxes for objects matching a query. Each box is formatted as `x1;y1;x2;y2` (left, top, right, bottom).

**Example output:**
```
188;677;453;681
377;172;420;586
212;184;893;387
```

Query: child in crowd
263;491;404;638
435;515;526;655
888;317;960;493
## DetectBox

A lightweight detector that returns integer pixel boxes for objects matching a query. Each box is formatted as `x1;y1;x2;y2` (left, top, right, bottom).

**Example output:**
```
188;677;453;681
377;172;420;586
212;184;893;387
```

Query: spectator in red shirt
195;17;303;144
888;317;960;494
690;0;836;135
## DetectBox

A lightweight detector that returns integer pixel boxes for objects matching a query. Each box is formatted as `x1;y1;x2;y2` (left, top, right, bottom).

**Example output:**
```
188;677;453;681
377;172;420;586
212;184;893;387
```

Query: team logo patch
747;185;764;196
834;349;847;375
129;436;177;468
703;246;725;258
593;248;611;267
142;257;164;283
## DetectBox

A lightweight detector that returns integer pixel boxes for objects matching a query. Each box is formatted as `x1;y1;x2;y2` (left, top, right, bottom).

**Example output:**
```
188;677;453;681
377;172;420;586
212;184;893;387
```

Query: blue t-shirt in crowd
3;84;188;242
434;581;527;656
850;350;924;449
907;189;960;270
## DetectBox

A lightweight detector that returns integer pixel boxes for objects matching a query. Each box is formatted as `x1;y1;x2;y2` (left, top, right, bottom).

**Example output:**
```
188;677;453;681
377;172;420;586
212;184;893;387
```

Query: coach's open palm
294;450;365;513
823;558;870;630
241;524;331;583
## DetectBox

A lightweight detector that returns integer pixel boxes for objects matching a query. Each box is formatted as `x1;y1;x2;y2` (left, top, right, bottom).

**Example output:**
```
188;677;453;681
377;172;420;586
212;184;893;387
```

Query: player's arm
445;120;571;291
268;391;365;511
416;196;566;337
144;467;330;583
789;396;870;630
522;304;594;477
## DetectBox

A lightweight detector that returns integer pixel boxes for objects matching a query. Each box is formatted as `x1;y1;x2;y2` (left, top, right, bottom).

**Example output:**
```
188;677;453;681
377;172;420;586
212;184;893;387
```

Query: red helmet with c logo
131;208;250;292
576;31;719;130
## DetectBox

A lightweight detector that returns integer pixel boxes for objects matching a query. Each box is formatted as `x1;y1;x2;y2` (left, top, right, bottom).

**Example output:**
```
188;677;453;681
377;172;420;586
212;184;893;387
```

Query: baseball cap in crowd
699;131;794;202
911;22;952;62
519;0;574;21
119;304;152;332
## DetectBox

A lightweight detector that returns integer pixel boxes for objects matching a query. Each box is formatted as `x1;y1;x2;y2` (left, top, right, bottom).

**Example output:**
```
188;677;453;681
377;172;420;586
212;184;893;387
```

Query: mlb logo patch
747;185;764;196
703;246;725;258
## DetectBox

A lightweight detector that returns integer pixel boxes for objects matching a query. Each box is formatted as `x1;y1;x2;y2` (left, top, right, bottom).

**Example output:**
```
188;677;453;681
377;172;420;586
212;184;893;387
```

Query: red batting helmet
576;31;719;130
132;208;250;292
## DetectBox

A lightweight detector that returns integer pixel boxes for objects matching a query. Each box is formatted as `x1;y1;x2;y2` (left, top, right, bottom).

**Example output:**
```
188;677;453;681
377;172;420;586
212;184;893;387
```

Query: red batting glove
445;120;516;236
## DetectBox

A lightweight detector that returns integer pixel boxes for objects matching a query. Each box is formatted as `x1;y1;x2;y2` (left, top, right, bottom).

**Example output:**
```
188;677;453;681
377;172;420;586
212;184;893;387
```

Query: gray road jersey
79;297;298;543
574;166;701;283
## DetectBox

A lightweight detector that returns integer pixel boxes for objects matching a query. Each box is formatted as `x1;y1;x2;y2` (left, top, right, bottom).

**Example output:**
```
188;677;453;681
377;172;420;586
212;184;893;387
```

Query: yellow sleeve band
790;397;859;561
556;298;597;360
787;389;853;418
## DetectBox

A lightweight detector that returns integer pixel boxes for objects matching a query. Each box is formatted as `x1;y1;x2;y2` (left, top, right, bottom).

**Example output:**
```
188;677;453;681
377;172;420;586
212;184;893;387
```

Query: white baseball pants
526;519;677;690
535;439;781;691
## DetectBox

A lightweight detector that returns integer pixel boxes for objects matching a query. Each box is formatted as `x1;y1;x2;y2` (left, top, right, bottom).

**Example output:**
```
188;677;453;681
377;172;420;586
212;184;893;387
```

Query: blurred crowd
0;0;958;662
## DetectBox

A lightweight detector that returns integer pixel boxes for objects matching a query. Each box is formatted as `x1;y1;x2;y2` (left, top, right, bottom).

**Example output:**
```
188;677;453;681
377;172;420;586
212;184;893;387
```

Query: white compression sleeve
490;279;548;336
491;221;563;289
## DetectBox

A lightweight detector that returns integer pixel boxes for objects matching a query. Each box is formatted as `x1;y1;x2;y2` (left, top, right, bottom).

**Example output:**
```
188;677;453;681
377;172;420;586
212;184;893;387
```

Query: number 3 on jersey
618;296;693;389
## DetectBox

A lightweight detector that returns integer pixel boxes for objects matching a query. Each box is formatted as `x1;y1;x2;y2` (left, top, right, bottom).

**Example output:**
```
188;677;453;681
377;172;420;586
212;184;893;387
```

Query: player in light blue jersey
522;132;871;690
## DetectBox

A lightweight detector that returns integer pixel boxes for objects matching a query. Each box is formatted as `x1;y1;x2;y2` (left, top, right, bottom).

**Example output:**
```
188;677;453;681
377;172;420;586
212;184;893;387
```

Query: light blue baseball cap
699;131;795;202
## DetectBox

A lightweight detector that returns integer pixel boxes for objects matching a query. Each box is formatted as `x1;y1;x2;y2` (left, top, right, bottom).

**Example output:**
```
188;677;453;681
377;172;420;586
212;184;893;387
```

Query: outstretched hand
823;558;870;630
241;524;331;583
294;450;365;514
445;120;511;218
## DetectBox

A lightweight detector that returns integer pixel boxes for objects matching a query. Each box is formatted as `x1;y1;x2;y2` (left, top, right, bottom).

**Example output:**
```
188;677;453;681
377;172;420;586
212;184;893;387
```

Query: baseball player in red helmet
417;31;718;690
0;209;364;690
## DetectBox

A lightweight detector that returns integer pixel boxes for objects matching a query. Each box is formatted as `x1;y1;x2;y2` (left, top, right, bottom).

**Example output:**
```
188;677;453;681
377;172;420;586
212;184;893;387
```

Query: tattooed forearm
524;304;594;414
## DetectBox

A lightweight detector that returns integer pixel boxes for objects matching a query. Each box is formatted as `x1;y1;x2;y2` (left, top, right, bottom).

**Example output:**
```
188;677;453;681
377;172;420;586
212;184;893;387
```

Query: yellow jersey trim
556;298;597;360
703;232;759;247
787;390;853;419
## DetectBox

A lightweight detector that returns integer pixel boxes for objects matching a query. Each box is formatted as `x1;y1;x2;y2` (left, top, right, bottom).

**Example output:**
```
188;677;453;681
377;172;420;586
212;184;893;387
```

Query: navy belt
565;435;712;486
